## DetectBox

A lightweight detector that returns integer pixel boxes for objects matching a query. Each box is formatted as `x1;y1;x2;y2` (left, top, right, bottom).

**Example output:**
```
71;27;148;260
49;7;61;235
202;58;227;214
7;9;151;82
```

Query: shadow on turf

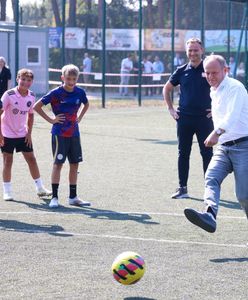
190;197;242;211
139;138;177;145
0;219;73;237
9;198;159;225
124;298;157;300
123;297;156;300
210;257;248;263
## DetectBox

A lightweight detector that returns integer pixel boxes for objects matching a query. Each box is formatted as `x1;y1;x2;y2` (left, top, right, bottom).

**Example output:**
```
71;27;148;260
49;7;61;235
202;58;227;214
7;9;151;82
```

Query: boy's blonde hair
17;68;34;79
61;64;79;77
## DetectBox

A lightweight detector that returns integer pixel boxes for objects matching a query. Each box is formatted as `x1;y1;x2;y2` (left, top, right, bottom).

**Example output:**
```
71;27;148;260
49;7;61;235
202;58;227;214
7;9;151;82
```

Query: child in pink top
0;68;51;201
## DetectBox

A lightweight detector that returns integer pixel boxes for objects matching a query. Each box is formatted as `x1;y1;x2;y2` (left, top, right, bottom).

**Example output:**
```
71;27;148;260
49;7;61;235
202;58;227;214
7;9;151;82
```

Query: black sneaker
184;208;216;233
171;187;189;199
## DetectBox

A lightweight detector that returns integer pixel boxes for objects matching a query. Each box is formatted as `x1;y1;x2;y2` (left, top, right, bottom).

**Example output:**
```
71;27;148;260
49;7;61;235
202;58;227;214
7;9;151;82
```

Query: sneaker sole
184;209;216;233
4;197;14;201
69;202;91;207
171;193;190;199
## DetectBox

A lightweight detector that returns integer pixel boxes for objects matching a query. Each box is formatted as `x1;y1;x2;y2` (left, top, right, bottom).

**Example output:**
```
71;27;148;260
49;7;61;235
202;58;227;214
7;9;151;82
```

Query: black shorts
52;135;83;164
1;137;33;154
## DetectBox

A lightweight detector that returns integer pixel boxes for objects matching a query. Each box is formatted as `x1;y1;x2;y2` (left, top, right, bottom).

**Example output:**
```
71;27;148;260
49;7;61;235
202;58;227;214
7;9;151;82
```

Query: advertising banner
65;27;85;49
49;27;62;48
49;27;85;49
205;30;245;52
49;27;245;52
144;29;200;51
88;28;143;50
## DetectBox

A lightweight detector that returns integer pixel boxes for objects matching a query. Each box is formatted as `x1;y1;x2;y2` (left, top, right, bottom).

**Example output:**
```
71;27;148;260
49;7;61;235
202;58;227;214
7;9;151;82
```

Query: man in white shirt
119;54;133;96
184;54;248;233
142;55;153;96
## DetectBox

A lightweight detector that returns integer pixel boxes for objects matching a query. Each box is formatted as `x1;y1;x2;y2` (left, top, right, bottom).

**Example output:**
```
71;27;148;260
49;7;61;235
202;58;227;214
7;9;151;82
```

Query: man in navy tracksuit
163;38;213;199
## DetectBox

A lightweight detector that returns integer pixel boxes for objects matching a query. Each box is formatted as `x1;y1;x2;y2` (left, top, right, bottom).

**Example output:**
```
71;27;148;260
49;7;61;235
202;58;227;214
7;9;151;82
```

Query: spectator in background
131;54;140;97
81;53;92;89
228;56;236;77
119;53;133;96
0;57;11;99
174;52;184;69
142;55;153;96
152;56;164;95
236;61;245;84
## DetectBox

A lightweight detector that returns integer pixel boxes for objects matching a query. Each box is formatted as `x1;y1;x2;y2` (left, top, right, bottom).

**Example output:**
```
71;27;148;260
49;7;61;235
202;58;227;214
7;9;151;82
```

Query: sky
6;0;43;19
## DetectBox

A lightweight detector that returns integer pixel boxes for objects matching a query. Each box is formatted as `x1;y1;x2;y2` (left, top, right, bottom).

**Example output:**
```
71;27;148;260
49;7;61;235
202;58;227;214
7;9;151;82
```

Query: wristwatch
215;129;222;136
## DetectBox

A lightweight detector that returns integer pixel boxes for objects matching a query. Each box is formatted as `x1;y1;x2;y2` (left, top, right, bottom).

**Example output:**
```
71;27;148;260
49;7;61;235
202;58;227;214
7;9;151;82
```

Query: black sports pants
176;114;214;187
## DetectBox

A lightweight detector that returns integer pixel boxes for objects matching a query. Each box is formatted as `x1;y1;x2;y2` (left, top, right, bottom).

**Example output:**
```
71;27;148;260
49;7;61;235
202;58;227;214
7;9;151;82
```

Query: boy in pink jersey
0;69;51;201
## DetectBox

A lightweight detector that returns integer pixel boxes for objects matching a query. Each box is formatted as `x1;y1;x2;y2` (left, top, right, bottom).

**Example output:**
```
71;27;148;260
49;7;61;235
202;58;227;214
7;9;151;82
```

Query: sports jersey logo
12;108;19;115
76;99;80;105
27;101;32;107
57;153;63;160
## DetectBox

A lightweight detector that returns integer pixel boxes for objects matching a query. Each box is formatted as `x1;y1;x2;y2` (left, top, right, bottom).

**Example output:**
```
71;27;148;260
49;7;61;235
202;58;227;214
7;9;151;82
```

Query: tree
0;0;7;21
146;0;153;28
158;0;165;28
51;0;61;26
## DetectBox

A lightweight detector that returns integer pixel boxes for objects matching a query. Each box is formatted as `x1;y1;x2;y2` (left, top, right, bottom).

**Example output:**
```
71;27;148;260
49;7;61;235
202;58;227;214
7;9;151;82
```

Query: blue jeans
204;140;248;218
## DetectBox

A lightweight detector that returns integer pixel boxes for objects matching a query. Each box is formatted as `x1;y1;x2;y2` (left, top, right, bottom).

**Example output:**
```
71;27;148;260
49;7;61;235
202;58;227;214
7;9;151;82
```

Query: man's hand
204;131;219;147
206;108;212;118
168;108;179;120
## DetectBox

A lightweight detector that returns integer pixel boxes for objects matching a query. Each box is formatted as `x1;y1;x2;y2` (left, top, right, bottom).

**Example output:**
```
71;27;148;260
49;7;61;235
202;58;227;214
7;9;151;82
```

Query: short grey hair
203;54;227;69
0;56;7;65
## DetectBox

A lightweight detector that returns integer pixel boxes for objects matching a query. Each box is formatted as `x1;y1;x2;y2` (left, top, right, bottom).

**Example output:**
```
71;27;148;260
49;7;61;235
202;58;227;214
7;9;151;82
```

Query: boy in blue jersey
34;64;90;208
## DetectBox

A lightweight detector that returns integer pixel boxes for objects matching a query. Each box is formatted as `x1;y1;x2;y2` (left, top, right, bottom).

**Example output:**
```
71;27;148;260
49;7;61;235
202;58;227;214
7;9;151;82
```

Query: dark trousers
176;114;214;187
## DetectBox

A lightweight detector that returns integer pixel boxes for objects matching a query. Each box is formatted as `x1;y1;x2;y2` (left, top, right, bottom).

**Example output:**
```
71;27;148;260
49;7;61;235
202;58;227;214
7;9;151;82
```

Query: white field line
0;210;245;220
1;228;246;249
63;232;248;248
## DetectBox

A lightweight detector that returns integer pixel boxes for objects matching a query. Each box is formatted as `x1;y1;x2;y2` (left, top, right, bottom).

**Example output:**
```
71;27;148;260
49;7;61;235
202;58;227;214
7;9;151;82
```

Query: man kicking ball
184;54;248;233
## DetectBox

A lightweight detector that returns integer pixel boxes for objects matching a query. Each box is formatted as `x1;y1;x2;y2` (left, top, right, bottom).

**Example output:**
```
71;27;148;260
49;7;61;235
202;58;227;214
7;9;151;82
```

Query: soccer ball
111;251;146;285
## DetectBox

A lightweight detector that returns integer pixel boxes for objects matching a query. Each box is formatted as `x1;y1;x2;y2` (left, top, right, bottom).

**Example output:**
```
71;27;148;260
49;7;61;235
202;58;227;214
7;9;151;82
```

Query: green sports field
0;104;247;300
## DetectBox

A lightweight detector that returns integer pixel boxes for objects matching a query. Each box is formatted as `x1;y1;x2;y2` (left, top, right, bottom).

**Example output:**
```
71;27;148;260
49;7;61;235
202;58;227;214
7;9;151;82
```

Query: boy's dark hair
17;68;34;80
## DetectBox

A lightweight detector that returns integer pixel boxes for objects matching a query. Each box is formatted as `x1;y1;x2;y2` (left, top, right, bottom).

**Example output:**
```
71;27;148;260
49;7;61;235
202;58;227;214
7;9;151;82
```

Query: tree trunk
0;0;7;21
158;0;165;28
86;0;92;11
68;0;76;26
97;0;103;28
147;0;153;28
51;0;61;27
67;0;77;64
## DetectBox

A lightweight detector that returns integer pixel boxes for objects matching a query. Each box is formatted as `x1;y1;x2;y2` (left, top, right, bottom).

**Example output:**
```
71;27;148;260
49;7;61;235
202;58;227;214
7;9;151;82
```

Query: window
27;46;41;65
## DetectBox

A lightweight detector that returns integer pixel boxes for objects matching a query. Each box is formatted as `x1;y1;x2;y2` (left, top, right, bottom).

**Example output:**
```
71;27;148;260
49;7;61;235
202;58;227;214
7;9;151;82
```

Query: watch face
216;129;221;135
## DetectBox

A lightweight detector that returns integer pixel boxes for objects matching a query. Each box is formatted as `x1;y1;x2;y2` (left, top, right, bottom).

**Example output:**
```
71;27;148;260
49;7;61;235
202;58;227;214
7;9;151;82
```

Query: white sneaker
68;196;91;207
3;192;14;201
49;197;59;208
37;187;52;197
